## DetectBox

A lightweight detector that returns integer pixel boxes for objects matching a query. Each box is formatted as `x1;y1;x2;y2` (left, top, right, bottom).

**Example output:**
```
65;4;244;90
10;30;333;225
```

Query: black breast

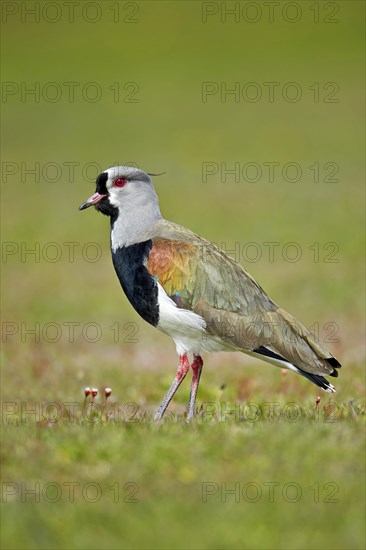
111;241;159;327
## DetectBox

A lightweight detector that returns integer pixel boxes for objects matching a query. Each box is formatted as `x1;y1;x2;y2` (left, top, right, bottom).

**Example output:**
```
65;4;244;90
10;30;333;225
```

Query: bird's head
79;166;164;247
79;166;160;220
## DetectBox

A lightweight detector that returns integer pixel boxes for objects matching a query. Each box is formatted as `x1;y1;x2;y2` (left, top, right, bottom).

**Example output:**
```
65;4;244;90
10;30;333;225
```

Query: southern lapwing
79;166;341;421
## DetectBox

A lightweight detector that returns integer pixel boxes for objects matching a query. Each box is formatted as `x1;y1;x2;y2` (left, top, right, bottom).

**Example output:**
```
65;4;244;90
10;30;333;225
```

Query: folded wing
146;220;341;379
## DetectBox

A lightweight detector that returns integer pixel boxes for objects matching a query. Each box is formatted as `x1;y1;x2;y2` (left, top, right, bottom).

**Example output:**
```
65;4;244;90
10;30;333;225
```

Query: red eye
114;177;126;187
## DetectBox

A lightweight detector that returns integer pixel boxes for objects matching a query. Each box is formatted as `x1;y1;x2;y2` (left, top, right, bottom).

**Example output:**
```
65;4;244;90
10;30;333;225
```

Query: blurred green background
1;1;365;549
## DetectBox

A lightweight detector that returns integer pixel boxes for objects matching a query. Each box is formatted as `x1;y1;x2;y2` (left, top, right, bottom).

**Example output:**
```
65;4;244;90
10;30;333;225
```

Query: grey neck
110;201;162;250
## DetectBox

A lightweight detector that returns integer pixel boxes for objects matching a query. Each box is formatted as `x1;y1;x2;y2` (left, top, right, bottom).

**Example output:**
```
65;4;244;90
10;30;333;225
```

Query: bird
79;165;341;421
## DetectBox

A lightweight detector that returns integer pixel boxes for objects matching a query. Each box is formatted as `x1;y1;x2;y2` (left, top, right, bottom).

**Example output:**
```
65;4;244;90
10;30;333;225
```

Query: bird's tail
251;345;338;393
294;368;336;393
247;307;341;392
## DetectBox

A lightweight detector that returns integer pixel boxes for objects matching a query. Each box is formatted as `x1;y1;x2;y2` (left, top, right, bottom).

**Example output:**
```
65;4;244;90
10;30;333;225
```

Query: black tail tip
296;368;336;393
327;357;341;377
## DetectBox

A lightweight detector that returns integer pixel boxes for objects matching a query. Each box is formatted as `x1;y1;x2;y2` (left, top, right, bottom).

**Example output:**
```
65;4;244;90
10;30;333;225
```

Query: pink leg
154;354;190;420
186;355;203;422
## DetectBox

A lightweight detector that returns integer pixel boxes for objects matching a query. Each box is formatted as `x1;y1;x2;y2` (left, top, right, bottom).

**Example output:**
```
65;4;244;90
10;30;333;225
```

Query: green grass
1;1;365;549
1;380;365;550
1;345;365;549
1;377;365;542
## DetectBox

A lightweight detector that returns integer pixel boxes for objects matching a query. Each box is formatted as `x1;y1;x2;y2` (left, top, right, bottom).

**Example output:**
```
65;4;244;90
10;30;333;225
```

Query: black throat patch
111;241;159;327
96;172;108;194
94;172;118;219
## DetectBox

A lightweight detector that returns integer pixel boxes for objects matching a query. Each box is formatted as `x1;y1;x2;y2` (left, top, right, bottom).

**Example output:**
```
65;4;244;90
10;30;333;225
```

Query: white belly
156;283;232;355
